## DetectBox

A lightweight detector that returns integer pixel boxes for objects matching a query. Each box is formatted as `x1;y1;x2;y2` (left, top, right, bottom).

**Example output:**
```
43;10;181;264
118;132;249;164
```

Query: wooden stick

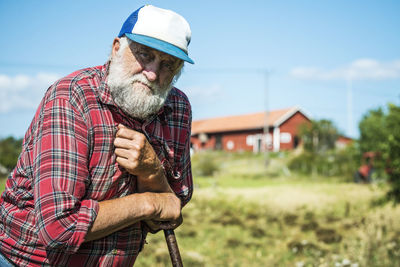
164;229;183;267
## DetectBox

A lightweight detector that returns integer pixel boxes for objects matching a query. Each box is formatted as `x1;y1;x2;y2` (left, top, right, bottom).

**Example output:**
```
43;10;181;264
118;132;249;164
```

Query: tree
358;107;387;154
0;136;23;172
358;103;400;203
288;119;352;178
385;104;400;203
300;119;340;154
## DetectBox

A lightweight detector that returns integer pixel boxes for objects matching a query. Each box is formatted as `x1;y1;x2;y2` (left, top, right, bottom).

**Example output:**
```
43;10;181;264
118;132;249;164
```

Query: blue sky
0;0;399;138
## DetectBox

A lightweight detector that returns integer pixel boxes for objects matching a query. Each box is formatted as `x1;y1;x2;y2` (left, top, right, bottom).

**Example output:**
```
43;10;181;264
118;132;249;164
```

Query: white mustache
128;74;161;93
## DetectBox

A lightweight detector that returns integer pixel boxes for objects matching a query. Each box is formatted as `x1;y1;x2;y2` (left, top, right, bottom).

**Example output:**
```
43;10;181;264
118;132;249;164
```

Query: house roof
336;135;353;143
192;106;311;135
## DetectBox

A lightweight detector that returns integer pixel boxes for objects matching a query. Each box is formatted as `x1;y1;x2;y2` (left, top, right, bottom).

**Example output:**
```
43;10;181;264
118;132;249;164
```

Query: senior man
0;5;193;266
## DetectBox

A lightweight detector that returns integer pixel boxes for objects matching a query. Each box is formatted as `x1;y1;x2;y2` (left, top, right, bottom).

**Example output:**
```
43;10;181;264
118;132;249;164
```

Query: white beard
107;51;172;120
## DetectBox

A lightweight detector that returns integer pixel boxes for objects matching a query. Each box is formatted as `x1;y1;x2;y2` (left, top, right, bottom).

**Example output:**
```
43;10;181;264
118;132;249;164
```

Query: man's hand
144;215;183;233
114;124;162;179
144;192;182;233
114;124;173;193
147;192;182;221
112;124;182;233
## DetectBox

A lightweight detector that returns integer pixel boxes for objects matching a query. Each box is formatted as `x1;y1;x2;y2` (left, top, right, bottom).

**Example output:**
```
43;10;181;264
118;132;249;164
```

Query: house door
294;135;299;149
252;134;262;153
215;135;222;150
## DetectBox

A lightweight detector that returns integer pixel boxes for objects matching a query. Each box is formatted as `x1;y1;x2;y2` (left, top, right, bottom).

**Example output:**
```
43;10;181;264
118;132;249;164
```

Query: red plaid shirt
0;63;193;266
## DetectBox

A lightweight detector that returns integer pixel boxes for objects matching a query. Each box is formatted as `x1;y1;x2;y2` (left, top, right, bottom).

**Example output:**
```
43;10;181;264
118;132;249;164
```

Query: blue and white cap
118;5;194;64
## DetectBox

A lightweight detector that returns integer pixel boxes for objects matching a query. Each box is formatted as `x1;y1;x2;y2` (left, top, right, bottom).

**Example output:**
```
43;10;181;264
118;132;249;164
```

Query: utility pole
263;70;270;166
346;77;353;137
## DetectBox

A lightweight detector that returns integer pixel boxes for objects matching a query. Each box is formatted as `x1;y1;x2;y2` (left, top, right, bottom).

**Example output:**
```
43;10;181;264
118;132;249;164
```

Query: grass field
1;152;400;266
135;183;400;266
136;152;400;267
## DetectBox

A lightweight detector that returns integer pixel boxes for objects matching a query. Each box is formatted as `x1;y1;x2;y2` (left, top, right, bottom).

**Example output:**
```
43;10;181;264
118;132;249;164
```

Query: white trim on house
273;105;313;127
273;127;280;152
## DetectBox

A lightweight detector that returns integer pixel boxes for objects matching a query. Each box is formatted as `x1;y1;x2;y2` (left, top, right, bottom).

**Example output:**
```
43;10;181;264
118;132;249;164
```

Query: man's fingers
157;219;182;230
114;137;137;150
115;148;139;160
158;222;178;230
149;215;183;230
116;124;142;140
145;220;161;230
116;156;138;170
114;124;159;178
144;219;181;233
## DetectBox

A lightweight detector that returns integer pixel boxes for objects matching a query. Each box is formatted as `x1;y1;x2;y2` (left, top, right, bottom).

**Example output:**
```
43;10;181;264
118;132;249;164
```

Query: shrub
288;145;358;179
192;152;220;177
0;136;22;172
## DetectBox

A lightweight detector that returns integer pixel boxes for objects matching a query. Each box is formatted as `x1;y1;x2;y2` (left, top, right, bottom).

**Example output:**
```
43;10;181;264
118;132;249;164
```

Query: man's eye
162;62;174;71
135;49;153;62
140;52;150;59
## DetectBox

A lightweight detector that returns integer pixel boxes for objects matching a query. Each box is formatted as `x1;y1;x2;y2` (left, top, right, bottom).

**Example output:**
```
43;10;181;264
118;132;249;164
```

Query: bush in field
385;104;400;203
358;107;389;176
288;119;357;178
300;119;339;154
358;103;400;203
0;136;22;172
288;145;358;178
191;152;220;177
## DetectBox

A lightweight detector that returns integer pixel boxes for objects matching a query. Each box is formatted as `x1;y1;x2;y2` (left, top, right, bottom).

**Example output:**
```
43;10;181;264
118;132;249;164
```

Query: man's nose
143;59;160;82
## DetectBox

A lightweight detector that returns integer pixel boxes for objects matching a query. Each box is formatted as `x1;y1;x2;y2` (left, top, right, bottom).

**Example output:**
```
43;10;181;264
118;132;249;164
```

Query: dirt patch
250;226;266;238
325;214;341;223
180;229;198;238
267;216;279;223
246;211;260;221
226;238;242;248
342;220;360;230
315;228;342;244
283;214;298;226
288;240;326;257
301;220;319;231
304;211;315;221
210;210;244;227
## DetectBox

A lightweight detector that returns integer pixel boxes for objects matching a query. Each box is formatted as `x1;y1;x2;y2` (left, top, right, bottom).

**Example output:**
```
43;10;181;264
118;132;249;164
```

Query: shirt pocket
88;125;135;200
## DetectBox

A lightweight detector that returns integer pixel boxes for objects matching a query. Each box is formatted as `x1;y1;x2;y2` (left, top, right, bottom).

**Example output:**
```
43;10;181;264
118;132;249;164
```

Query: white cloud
14;75;31;89
290;58;400;81
185;84;224;105
0;72;61;113
0;75;12;88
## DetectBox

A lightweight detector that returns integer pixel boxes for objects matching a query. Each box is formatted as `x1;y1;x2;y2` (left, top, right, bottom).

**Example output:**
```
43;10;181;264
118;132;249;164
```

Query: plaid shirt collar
95;62;174;119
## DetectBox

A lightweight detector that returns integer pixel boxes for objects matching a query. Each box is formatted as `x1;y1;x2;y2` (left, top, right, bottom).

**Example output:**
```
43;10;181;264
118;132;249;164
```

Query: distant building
335;135;354;150
191;106;311;152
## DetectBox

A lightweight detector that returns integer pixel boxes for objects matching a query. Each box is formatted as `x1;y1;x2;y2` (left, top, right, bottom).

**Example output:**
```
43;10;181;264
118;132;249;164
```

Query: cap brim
125;33;194;64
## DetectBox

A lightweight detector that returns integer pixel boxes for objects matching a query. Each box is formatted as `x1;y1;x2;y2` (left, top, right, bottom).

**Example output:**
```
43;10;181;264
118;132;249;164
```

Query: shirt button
174;170;181;179
111;249;118;255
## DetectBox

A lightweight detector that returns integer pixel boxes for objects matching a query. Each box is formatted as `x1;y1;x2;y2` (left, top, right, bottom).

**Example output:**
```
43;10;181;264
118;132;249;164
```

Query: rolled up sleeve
163;108;193;207
32;98;99;254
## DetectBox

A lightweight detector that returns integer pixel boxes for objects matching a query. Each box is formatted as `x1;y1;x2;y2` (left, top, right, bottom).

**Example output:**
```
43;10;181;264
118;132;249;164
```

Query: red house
335;135;354;149
191;106;311;152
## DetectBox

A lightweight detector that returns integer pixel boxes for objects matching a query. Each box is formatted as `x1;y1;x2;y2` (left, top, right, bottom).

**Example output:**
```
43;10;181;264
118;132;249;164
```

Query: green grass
0;177;6;192
2;152;400;266
135;151;400;266
136;183;399;266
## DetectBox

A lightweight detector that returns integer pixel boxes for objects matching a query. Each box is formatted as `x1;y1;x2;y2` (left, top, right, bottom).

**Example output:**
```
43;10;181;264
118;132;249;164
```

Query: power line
186;67;268;74
0;61;96;70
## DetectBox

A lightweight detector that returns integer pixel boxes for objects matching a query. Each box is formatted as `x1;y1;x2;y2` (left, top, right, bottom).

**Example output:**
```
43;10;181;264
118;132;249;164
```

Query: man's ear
111;38;121;58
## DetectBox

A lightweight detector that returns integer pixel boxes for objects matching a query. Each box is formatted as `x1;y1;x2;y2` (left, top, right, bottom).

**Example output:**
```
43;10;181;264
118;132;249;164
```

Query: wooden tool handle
164;229;183;267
